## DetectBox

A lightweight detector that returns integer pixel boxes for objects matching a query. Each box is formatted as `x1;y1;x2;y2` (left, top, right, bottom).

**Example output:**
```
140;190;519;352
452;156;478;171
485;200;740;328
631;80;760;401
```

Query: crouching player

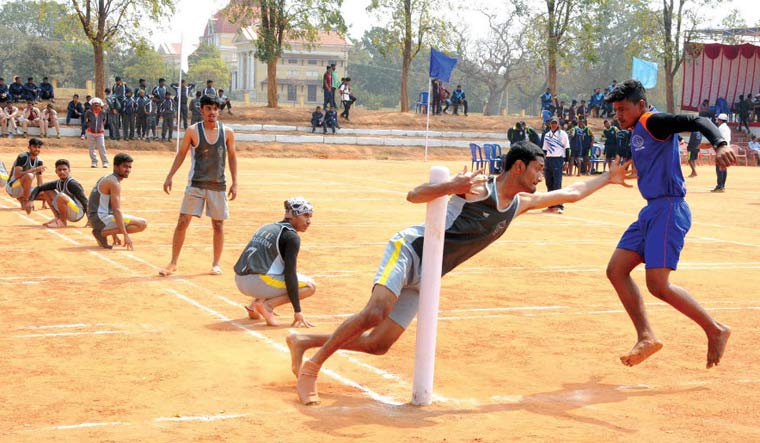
29;159;88;228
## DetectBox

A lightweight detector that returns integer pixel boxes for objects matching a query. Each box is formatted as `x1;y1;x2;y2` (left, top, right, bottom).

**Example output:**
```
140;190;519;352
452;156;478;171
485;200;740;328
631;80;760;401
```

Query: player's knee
645;276;669;299
606;261;625;281
365;338;392;356
176;215;191;230
360;305;387;329
302;281;316;298
211;220;224;232
133;218;148;232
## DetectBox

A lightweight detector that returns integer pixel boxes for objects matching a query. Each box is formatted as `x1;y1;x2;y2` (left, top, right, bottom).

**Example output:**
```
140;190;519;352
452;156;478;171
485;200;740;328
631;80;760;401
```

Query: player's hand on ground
715;145;736;169
608;160;635;188
123;235;133;251
228;183;238;201
291;312;314;328
451;166;488;195
163;177;172;194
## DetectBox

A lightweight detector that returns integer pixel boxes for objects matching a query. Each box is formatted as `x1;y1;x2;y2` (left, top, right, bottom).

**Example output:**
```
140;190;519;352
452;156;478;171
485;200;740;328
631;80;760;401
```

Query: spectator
567;119;582;175
39;77;55;101
451;85;468;116
577;99;589;121
135;89;150;139
431;79;442;115
607;79;617;92
577;119;594;175
0;78;8;103
202;79;216;98
324;105;338;133
525;122;542;146
151;78;168;103
753;92;760;122
160;91;175;142
568;100;579;125
616;127;631;159
66;94;84;125
712;113;731;192
439;83;451;114
338;78;354;121
507;121;526;145
137;78;148;94
555;100;567;125
19;101;41;137
112;76;130;101
121;89;136;140
540;88;553;110
602;119;619;171
83;98;108;168
590;88;604;117
22;77;39;102
171;79;195;129
331;63;341;106
311;105;325;133
40;103;60;138
105;88;121;140
748;135;760;165
698;99;711;118
738;94;751;133
217;89;232;115
1;103;19;137
686;130;702;177
189;90;202;125
9;77;24;102
80;95;92;139
147;94;160;141
541;106;553;125
541;117;570;213
322;65;333;108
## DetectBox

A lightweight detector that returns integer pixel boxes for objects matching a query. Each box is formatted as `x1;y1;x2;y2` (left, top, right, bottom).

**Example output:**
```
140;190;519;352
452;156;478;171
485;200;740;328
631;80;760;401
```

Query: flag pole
424;77;432;162
175;33;184;154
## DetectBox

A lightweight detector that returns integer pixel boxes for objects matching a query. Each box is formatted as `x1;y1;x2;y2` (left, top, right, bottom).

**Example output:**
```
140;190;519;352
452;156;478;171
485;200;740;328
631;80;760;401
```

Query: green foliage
188;57;230;87
122;40;176;86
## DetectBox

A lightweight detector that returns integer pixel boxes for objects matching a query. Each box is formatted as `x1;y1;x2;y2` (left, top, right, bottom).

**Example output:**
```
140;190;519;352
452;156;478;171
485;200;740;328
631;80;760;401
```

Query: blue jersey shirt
631;112;685;200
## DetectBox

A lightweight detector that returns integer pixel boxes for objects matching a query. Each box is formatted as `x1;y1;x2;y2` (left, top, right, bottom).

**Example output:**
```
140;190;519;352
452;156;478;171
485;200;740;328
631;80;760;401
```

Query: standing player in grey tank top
159;95;238;277
290;142;637;405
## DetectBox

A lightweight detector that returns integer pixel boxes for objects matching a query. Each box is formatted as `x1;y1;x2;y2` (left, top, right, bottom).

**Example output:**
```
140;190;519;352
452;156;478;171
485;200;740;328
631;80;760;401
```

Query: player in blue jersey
289;141;637;405
604;80;736;369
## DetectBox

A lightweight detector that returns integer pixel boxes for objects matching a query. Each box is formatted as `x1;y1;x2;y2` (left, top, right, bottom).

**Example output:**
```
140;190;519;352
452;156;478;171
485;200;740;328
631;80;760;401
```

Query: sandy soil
1;145;759;442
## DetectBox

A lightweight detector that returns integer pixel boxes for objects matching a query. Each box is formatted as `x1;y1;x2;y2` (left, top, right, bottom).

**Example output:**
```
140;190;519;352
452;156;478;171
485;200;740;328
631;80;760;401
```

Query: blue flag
429;48;458;83
632;57;658;89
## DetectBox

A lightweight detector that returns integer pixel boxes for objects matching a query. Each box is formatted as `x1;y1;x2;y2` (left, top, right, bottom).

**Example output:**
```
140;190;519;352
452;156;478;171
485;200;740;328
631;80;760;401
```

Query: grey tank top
188;122;227;191
87;174;114;220
234;222;295;275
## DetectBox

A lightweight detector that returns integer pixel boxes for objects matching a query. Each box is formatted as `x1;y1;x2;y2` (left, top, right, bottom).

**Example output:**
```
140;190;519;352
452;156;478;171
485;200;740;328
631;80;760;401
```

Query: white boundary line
14;330;132;339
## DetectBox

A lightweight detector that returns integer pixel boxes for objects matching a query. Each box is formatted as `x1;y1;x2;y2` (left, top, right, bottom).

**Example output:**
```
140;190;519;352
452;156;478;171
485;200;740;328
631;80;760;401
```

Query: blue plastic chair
415;92;429;114
591;144;605;173
469;143;486;171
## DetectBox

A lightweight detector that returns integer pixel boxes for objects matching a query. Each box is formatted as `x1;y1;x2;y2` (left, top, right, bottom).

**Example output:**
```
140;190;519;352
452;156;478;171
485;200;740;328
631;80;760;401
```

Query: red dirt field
1;143;759;442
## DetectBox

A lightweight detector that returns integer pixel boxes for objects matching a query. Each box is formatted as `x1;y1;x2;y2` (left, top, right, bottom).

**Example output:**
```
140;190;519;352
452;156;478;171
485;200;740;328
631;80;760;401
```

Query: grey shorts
52;193;85;222
235;273;315;300
91;213;144;231
373;235;422;329
180;186;228;220
6;180;23;199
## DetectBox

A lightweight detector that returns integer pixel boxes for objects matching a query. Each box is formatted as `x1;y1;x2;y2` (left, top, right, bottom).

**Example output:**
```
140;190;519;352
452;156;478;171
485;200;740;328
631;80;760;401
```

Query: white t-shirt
718;122;731;146
339;83;351;102
541;129;569;157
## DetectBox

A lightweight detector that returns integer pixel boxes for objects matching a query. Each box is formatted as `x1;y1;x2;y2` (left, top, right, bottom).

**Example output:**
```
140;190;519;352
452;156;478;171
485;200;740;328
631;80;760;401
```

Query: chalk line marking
153;413;249;423
14;330;132;339
17;323;90;330
48;421;129;430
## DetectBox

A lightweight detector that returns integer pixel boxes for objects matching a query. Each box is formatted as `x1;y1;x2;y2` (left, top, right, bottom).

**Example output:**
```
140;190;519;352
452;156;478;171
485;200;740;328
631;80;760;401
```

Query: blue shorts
617;197;691;270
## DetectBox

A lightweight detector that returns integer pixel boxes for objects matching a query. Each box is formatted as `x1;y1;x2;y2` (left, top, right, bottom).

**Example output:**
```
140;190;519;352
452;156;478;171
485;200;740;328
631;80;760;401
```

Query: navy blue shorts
617;198;691;270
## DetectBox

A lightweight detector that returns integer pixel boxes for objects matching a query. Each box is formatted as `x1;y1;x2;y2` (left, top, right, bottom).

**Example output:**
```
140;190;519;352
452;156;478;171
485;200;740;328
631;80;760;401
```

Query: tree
122;40;174;87
187;44;231;87
226;0;346;108
544;0;575;94
67;0;174;98
459;2;530;116
367;0;451;112
6;40;74;83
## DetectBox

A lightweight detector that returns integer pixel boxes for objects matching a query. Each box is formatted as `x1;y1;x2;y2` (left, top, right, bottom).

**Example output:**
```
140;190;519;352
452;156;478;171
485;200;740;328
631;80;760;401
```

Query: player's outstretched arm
517;160;635;214
406;166;487;204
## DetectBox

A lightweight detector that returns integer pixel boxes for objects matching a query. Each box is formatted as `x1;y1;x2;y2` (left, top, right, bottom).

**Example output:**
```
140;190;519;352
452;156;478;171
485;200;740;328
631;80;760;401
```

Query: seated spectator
9;77;24;102
749;135;760;166
19;101;41;137
22;77;39;102
0;78;8;103
217;89;232;114
311;106;324;133
439;83;451;114
1;103;19;137
324;105;338;133
41;104;61;138
451;85;468;116
66;94;84;125
39;77;55;101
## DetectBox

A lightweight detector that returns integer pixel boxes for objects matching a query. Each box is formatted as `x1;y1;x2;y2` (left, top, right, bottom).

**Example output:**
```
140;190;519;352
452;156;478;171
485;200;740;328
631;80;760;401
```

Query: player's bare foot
706;324;731;369
688;172;697;178
296;360;321;405
254;300;279;326
209;265;222;275
244;305;261;320
620;338;663;366
158;263;177;277
43;219;65;228
286;333;307;378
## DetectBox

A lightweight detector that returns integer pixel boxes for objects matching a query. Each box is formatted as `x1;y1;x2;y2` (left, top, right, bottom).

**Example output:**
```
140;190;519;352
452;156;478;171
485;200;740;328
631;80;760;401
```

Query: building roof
234;27;348;47
206;11;240;36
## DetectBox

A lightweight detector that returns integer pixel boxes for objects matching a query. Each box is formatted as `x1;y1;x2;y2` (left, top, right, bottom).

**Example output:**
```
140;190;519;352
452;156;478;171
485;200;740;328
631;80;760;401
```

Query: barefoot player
28;159;88;228
604;80;735;369
234;197;317;328
288;141;636;405
159;96;238;276
87;153;148;250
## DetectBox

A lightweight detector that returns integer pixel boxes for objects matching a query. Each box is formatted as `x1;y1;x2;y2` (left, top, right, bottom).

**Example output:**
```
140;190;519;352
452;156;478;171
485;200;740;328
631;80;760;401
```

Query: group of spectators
0;76;56;103
539;80;619;127
696;93;760;134
322;64;356;121
431;81;468;116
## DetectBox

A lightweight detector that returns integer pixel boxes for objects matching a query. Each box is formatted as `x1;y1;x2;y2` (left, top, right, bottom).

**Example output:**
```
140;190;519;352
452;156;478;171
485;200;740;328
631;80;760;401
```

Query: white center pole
175;33;185;154
424;78;433;162
411;165;449;406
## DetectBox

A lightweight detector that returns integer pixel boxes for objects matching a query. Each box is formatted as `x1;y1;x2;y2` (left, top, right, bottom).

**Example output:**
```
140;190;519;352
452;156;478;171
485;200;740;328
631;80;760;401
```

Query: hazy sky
154;0;760;53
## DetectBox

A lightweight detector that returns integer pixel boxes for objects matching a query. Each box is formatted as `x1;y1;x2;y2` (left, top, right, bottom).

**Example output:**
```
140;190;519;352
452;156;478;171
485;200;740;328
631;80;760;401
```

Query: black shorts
605;145;618;159
688;149;699;161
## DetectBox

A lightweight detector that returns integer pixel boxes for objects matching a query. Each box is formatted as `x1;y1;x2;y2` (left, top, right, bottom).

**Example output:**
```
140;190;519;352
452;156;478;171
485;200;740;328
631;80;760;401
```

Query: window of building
288;59;298;64
308;59;317;65
307;85;317;102
287;85;297;101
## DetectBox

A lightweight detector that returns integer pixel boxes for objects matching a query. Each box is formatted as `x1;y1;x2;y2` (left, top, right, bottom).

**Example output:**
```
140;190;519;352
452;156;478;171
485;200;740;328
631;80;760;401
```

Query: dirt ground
1;144;759;442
